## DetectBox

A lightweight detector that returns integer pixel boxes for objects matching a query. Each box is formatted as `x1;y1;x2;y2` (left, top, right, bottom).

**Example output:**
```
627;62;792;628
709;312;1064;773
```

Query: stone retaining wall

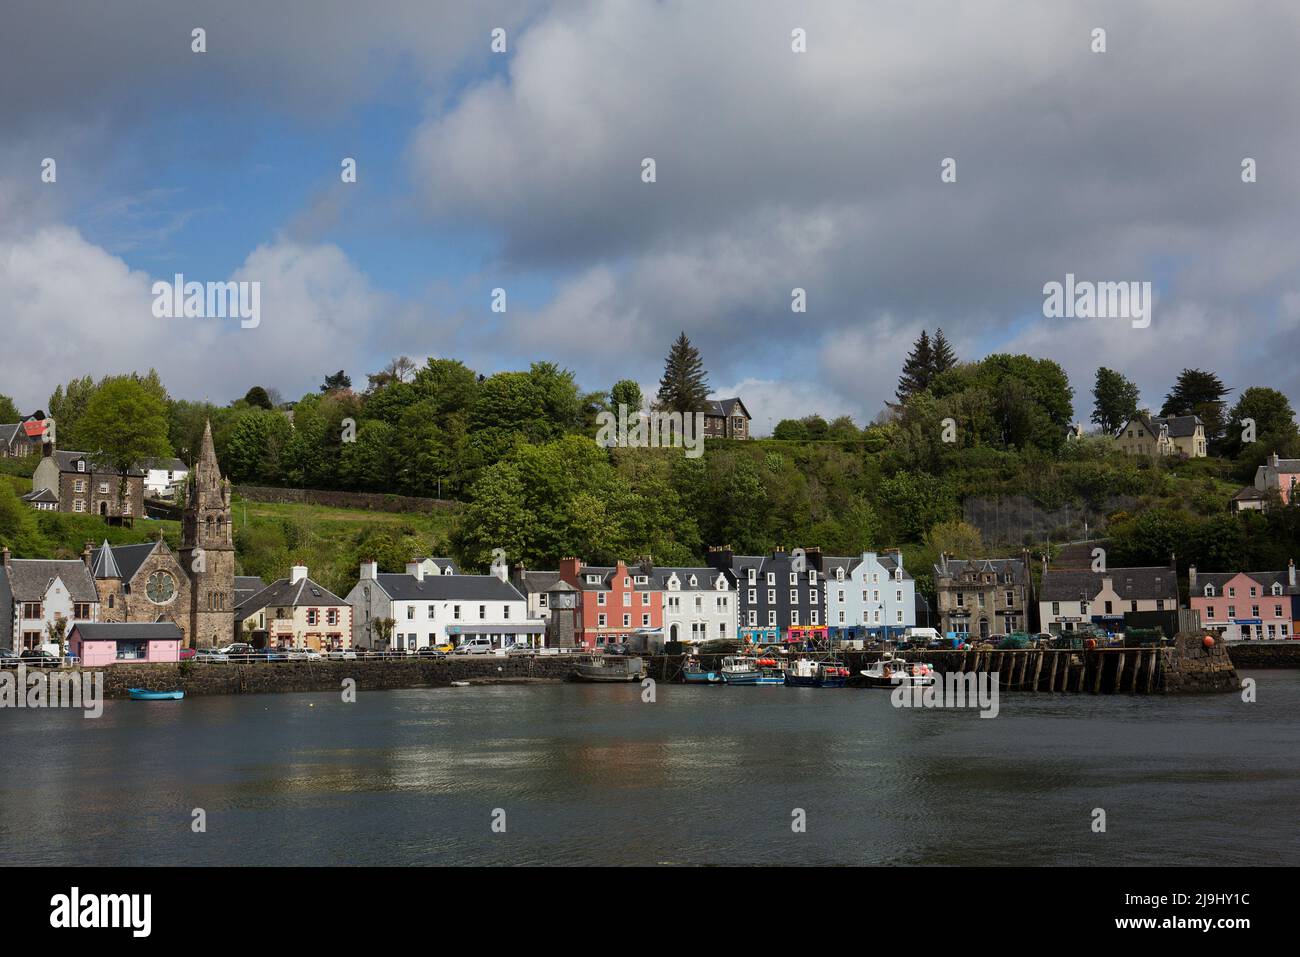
1225;641;1300;669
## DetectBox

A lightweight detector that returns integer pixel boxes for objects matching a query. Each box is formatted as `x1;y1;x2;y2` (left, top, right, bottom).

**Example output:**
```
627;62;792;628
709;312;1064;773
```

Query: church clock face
146;571;177;604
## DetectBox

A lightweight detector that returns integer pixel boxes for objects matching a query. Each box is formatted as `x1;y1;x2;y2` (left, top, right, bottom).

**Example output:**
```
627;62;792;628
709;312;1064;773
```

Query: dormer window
836;568;844;582
688;575;697;587
635;575;648;585
747;568;756;584
76;461;85;472
1204;585;1215;597
809;571;818;585
1272;583;1283;596
586;574;601;584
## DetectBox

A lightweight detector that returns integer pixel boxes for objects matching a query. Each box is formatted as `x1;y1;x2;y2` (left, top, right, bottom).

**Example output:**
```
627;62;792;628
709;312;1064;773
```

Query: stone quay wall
1225;641;1300;669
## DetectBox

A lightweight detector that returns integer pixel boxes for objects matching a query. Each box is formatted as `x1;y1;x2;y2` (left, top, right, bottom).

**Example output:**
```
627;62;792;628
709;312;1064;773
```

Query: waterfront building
707;547;823;642
639;561;734;645
1188;563;1298;640
933;553;1032;641
235;565;354;652
347;560;539;652
558;557;664;650
509;565;561;625
68;621;182;665
821;550;916;642
1038;559;1179;636
0;547;99;653
89;538;192;644
0;413;46;459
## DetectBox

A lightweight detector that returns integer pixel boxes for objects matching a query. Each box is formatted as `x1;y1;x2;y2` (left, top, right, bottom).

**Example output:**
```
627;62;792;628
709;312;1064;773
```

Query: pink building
68;621;183;665
1254;453;1300;505
1188;565;1297;641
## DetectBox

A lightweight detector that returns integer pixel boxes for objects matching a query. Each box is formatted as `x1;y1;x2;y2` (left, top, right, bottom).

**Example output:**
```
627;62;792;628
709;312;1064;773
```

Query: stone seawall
1226;641;1300;669
79;657;581;699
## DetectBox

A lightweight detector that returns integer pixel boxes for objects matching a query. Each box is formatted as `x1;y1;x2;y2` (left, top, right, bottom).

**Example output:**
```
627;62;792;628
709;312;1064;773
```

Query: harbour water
2;672;1297;866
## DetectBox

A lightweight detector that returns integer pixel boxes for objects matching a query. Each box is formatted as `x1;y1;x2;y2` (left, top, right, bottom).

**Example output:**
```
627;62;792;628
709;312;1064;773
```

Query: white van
903;627;942;643
454;637;494;655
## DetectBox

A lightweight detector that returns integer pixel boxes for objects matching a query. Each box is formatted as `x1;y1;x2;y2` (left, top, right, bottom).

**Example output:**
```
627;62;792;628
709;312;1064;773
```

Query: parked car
602;641;632;656
249;646;288;662
434;641;456;654
194;649;229;662
326;649;358;660
179;647;197;660
0;646;21;665
21;649;60;668
453;637;494;655
503;642;534;656
416;646;446;658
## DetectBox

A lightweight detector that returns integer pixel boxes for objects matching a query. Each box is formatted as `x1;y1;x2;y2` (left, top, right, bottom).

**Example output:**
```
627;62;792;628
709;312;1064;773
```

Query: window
748;611;757;626
74;499;85;512
790;589;799;604
307;609;319;625
1005;591;1014;605
98;482;109;494
1228;605;1236;618
503;606;510;620
641;591;650;606
809;571;818;585
767;573;775;586
1156;599;1165;611
74;479;85;492
622;592;631;607
74;603;91;618
747;569;756;584
21;602;42;619
597;593;607;606
1250;586;1258;598
767;611;776;626
896;590;902;602
327;609;339;626
538;593;548;608
767;589;776;604
598;614;607;627
810;610;819;625
791;611;800;626
622;614;631;627
406;606;414;620
453;605;461;620
748;588;756;603
1130;601;1138;612
1052;602;1060;616
76;461;85;472
642;614;650;626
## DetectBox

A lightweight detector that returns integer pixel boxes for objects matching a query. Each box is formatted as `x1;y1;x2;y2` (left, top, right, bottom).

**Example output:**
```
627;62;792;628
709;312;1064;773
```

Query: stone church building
86;421;234;647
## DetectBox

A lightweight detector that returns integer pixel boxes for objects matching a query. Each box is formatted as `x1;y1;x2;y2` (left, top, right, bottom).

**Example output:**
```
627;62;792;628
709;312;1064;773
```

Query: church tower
180;420;235;648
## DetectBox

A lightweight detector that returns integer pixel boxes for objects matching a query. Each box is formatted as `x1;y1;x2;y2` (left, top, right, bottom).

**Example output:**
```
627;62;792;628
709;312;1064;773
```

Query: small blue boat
128;688;185;700
682;657;721;684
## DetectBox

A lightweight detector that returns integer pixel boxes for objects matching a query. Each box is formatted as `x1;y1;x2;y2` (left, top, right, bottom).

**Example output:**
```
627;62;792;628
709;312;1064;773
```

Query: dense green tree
1223;387;1300;463
656;332;710;414
1091;367;1141;434
931;328;958;376
1161;368;1230;446
76;378;173;504
0;394;20;422
243;386;273;410
609;379;644;413
772;419;808;441
896;329;933;403
320;370;352;393
47;375;96;448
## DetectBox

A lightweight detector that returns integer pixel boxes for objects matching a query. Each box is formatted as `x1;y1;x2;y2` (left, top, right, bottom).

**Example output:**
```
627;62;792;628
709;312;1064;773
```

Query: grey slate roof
92;541;161;583
21;487;58;503
372;573;525;603
1194;570;1296;593
934;557;1029;584
704;397;750;419
50;450;145;476
570;565;659;592
141;457;188;472
0;559;100;602
237;576;349;619
234;576;266;603
511;569;561;595
1039;566;1178;602
72;621;183;642
644;566;728;590
1122;413;1203;439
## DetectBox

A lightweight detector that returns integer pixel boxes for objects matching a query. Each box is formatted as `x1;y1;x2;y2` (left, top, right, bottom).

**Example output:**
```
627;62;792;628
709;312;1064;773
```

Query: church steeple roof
197;419;218;473
91;539;121;579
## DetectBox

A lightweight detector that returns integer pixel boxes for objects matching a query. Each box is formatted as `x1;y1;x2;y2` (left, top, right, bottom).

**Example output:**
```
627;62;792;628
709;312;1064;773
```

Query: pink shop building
1187;565;1297;641
68;621;184;665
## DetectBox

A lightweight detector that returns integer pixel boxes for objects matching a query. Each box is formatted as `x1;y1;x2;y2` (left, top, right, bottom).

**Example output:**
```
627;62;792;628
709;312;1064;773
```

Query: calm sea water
2;672;1297;866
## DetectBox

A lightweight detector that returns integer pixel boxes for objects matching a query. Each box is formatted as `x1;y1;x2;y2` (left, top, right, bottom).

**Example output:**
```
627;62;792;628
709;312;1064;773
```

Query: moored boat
858;654;935;688
682;656;721;684
573;656;646;682
721;655;785;685
785;658;850;688
127;688;185;700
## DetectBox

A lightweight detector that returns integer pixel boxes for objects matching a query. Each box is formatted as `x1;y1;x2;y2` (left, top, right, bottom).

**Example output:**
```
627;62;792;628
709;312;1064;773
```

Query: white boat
859;654;935;688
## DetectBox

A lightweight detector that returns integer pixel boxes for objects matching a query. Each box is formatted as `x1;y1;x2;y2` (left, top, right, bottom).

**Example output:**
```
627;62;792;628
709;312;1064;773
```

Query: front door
979;619;990;640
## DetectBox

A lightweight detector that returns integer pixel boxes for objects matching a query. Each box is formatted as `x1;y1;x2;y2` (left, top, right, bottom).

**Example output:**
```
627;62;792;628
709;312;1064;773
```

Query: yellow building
1115;413;1206;458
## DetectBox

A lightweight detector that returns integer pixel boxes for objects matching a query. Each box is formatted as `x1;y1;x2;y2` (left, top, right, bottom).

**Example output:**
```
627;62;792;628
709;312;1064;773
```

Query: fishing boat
720;655;785;685
127;688;185;700
572;656;646;683
858;654;935;688
682;657;721;684
785;658;850;688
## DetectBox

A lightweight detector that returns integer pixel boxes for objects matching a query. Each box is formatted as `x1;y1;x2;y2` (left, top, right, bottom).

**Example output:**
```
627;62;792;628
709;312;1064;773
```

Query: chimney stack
82;540;94;569
493;561;507;583
360;559;378;581
1;545;9;569
1289;559;1296;589
406;560;425;582
1188;564;1198;594
290;565;308;585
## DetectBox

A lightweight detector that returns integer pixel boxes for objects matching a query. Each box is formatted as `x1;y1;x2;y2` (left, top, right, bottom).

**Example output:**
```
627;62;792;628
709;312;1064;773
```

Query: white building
346;561;541;652
0;549;100;653
142;457;189;499
822;551;916;641
644;564;734;645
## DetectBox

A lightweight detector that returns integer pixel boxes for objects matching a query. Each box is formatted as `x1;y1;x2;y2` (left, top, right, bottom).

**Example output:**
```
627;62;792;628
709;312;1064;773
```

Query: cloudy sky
3;0;1299;432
